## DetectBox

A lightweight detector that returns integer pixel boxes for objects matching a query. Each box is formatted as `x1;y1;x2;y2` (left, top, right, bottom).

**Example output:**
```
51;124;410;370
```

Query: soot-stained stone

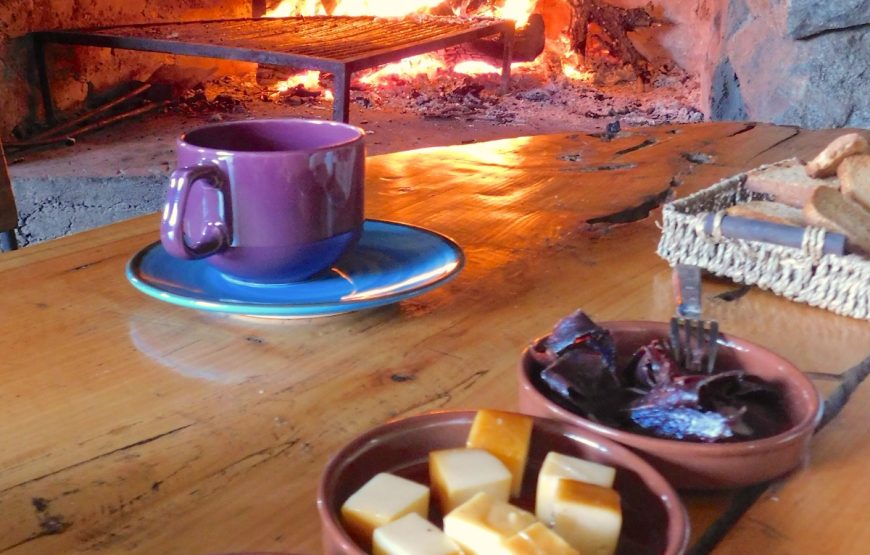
786;0;870;39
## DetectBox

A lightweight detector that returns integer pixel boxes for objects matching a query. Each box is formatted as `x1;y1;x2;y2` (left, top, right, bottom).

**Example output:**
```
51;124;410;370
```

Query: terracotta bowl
518;321;823;490
318;410;689;555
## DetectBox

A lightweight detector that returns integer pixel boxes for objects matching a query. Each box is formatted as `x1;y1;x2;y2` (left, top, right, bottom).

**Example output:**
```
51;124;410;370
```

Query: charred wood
471;13;544;62
568;0;658;82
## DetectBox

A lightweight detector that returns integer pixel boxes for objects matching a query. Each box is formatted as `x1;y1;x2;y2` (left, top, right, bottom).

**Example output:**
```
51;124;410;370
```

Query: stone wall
602;0;721;81
705;0;869;128
0;0;251;137
587;0;868;128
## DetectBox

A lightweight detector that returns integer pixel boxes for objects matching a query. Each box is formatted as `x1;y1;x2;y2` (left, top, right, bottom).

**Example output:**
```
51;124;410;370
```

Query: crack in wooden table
0;122;867;554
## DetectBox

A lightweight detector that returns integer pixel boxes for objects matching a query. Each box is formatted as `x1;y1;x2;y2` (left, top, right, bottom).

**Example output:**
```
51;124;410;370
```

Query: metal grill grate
33;16;515;123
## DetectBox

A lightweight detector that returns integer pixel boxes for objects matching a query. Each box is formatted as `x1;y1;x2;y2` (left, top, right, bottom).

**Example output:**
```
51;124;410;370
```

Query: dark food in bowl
530;311;791;443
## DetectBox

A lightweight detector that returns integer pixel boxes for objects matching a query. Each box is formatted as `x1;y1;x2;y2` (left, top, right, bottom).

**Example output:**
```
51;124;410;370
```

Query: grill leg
500;24;515;95
0;230;18;252
251;0;266;18
33;37;56;124
332;68;351;123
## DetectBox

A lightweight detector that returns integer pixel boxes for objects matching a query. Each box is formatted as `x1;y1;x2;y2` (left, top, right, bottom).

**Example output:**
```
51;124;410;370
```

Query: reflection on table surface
0;123;868;554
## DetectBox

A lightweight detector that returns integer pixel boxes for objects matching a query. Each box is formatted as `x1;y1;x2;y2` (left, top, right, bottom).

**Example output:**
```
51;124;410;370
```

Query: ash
362;65;702;127
181;57;703;131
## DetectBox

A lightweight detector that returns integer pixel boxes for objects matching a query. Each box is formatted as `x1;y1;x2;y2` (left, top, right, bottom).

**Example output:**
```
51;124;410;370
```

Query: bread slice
745;158;839;208
806;133;870;178
803;186;870;255
726;200;806;226
838;154;870;212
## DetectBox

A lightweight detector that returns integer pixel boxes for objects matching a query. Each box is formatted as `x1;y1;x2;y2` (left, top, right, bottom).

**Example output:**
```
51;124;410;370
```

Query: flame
563;64;594;82
453;60;500;77
557;36;594;82
502;0;534;25
265;0;535;25
261;0;591;97
331;0;443;17
477;0;534;26
264;0;325;18
359;54;447;85
275;70;322;92
269;69;333;101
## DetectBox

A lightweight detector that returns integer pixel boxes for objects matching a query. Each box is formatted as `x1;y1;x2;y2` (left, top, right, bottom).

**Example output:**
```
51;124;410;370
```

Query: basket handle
703;212;845;257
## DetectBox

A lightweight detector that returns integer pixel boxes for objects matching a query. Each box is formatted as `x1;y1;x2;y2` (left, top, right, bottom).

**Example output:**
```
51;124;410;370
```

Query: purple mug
160;118;365;283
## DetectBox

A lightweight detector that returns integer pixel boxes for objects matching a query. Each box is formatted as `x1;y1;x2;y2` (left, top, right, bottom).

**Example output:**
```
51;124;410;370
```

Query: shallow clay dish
318;410;689;555
518;321;822;490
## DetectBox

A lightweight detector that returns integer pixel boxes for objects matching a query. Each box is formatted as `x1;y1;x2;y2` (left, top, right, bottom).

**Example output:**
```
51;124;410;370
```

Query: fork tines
669;317;719;374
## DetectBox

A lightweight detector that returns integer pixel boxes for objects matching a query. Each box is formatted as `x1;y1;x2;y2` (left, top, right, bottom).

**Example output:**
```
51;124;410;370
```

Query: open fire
5;0;703;155
266;0;535;24
237;0;703;130
261;0;595;99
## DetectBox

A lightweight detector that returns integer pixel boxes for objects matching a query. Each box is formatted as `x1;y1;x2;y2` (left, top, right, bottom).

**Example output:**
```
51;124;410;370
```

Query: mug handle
160;164;232;260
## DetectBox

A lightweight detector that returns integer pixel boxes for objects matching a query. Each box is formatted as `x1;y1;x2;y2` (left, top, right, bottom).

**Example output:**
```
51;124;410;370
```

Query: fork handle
673;265;702;318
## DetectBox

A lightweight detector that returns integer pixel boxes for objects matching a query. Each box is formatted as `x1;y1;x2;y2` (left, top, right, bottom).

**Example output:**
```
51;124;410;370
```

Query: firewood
470;14;545;62
567;0;658;82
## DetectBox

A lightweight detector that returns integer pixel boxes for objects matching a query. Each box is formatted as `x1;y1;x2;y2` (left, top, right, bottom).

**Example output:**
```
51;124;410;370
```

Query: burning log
568;0;658;82
471;13;545;62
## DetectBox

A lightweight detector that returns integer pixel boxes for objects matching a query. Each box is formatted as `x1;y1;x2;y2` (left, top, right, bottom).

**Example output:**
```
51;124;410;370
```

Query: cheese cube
502;522;580;555
340;472;429;550
443;492;538;555
466;409;533;497
430;448;511;514
535;451;617;524
373;513;462;555
552;478;622;555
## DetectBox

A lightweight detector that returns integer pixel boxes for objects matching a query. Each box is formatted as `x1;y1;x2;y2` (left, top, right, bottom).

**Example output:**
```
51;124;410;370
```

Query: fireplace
1;0;715;160
1;0;866;139
30;15;516;124
0;0;865;245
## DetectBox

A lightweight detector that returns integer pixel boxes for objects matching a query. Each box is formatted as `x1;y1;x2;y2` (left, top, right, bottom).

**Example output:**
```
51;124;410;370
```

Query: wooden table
1;122;867;554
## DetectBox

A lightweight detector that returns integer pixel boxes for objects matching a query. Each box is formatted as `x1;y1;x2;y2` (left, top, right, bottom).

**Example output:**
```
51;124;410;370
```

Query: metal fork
670;264;719;374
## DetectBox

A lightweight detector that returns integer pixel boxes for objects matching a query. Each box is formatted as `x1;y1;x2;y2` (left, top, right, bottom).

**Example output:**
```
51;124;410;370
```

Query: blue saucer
126;220;464;318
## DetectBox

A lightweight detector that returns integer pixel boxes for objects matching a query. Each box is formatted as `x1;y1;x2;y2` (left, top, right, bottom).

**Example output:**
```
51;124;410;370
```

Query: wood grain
711;373;870;555
0;123;867;554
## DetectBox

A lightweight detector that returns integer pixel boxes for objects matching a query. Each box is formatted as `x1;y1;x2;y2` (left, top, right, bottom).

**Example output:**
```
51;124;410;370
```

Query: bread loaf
725;201;806;226
806;133;870;178
803;186;870;255
838;154;870;212
744;158;839;207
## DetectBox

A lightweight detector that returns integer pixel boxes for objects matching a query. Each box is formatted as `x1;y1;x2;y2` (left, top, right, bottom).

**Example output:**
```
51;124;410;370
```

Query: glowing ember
262;0;590;96
269;69;333;102
563;64;594;82
555;36;594;82
274;70;322;93
359;54;447;85
453;60;500;77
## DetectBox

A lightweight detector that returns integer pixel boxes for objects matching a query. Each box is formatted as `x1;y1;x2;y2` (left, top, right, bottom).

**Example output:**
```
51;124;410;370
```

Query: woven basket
657;163;870;320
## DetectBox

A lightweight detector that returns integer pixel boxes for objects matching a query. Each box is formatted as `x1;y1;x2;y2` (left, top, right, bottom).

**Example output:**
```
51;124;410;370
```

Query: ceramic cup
160;118;365;283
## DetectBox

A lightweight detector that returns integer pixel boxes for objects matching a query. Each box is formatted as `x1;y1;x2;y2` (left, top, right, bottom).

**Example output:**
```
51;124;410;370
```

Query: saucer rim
125;219;465;317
